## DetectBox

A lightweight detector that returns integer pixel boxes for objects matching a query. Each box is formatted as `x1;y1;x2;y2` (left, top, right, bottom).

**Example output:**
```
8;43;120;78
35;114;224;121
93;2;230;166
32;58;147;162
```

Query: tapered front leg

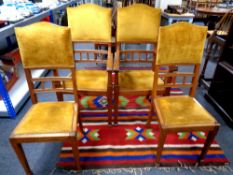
198;126;219;164
70;137;81;170
10;139;33;175
156;128;167;164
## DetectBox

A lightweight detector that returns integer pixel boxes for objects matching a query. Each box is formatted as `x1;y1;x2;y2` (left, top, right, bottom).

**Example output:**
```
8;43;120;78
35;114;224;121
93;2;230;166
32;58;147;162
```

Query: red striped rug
57;91;229;170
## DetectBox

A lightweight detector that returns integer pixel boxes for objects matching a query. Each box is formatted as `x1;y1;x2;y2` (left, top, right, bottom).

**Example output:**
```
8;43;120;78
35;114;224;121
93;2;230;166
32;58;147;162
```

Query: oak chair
113;4;162;126
152;22;220;164
10;22;81;175
66;4;114;125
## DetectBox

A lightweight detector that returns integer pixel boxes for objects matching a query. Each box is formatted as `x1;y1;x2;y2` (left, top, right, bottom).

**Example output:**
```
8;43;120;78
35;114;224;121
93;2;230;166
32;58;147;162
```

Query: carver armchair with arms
9;22;82;175
66;4;114;125
113;4;163;126
152;22;220;164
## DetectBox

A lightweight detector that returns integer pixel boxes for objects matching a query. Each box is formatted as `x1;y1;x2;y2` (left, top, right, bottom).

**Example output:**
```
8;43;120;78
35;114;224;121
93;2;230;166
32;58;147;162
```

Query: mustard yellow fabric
117;4;161;42
155;96;216;127
15;22;74;68
14;102;75;135
65;70;108;91
67;4;112;42
156;22;207;65
119;70;163;91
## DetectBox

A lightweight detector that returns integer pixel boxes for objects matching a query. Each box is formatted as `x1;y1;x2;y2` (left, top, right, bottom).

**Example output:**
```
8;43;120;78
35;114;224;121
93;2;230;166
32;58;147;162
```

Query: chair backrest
153;22;207;97
215;9;233;35
67;4;112;64
15;22;78;104
116;3;161;67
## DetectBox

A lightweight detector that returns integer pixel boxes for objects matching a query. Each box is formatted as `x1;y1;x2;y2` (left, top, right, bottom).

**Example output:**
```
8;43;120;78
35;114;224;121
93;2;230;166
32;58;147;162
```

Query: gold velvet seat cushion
13;102;75;135
119;70;163;91
65;70;108;91
155;96;217;127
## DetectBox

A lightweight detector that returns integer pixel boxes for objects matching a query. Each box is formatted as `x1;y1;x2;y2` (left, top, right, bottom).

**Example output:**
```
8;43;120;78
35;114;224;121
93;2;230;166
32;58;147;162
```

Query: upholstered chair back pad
67;4;112;42
16;22;74;68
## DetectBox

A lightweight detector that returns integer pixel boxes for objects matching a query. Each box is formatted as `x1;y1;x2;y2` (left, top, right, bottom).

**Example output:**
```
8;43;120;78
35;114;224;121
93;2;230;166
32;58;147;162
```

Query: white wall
155;0;182;11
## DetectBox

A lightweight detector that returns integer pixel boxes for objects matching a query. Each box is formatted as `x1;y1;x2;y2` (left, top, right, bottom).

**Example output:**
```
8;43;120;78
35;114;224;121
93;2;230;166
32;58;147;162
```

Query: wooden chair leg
200;41;214;79
70;137;81;170
53;69;64;101
78;114;83;134
146;96;153;128
198;126;219;164
156;128;167;164
94;44;98;61
107;86;113;126
56;92;64;101
114;85;119;126
77;96;84;133
10;139;32;175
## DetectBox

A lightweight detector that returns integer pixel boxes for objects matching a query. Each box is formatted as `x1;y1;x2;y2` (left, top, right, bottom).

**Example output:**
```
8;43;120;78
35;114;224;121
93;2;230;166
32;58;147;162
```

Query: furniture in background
113;4;162;126
66;4;114;125
162;12;195;25
188;0;222;10
191;1;227;25
120;0;155;7
157;0;182;11
199;9;233;89
10;22;82;175
205;22;233;128
153;22;220;164
196;6;232;16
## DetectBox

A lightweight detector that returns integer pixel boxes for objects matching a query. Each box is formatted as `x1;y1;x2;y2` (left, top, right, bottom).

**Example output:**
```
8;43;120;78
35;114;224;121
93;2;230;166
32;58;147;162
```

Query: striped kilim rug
57;89;229;170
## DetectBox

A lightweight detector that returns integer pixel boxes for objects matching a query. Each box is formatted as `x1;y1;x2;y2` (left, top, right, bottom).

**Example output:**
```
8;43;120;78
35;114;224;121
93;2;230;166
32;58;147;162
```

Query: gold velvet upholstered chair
152;22;220;164
9;22;81;175
113;4;163;126
66;4;113;125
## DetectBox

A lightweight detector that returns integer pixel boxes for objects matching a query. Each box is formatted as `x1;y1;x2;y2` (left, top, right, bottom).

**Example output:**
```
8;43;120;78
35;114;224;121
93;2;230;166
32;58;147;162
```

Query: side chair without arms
114;4;164;126
152;22;220;165
10;22;82;175
66;4;114;125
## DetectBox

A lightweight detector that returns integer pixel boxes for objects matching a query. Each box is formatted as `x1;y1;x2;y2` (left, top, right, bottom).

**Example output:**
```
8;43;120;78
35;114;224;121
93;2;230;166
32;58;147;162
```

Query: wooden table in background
196;7;232;16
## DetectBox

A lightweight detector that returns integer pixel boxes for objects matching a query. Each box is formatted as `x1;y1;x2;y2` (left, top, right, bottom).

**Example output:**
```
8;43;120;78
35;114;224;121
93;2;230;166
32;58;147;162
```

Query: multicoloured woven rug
57;90;229;170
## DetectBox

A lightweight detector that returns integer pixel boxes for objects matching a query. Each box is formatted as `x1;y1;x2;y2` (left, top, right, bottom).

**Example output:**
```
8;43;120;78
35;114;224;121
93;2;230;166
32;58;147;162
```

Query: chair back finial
16;22;74;69
156;22;207;65
67;4;112;42
117;3;161;43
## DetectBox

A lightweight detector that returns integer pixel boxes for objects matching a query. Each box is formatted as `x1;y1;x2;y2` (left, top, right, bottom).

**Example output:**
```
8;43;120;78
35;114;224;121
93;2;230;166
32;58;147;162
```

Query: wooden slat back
153;64;200;97
117;43;156;69
73;42;111;64
24;67;78;104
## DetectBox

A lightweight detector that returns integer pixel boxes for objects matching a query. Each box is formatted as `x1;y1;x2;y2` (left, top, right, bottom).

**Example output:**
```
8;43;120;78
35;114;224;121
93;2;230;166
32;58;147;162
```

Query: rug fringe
53;165;232;175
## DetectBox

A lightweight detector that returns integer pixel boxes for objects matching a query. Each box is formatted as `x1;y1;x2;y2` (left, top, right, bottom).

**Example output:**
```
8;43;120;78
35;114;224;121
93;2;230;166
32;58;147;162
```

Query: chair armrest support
113;52;120;72
107;53;113;71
